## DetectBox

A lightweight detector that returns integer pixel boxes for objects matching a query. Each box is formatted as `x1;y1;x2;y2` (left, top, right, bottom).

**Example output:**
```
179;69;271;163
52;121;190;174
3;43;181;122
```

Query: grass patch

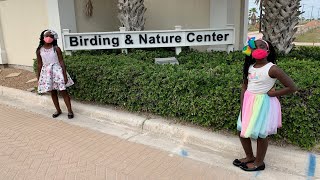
295;28;320;43
248;24;259;32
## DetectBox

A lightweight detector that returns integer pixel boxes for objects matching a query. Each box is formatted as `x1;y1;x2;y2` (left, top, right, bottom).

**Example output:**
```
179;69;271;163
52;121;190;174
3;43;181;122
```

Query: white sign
62;27;235;53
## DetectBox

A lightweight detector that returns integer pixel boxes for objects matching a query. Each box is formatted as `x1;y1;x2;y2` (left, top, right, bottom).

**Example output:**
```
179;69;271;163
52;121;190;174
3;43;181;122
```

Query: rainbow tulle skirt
237;91;282;139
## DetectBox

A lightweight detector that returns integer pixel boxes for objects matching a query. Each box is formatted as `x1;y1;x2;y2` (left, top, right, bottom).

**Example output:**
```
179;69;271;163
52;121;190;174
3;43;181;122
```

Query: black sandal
68;112;74;119
52;111;62;118
240;162;265;171
233;158;255;167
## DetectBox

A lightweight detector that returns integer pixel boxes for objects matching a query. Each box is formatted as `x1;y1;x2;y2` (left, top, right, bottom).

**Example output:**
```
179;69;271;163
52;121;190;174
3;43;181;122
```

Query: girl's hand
64;76;68;84
268;88;281;100
267;88;276;97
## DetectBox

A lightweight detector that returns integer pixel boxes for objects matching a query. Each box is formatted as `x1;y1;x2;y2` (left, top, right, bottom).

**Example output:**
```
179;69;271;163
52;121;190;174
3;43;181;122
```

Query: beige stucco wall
0;0;245;67
144;0;210;30
74;0;210;32
75;0;119;32
0;0;48;67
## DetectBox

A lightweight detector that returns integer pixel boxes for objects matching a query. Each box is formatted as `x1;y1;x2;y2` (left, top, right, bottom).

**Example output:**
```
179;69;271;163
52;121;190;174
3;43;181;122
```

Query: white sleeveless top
247;62;276;94
40;46;60;66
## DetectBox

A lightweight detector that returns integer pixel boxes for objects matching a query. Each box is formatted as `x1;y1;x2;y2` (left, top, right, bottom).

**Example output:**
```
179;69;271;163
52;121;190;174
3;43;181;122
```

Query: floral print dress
38;46;74;93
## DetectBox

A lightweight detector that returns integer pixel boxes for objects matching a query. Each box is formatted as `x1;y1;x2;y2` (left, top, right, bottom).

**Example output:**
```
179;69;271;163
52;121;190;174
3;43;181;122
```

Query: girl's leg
60;90;73;113
238;132;255;162
255;138;268;165
246;137;268;168
51;90;62;113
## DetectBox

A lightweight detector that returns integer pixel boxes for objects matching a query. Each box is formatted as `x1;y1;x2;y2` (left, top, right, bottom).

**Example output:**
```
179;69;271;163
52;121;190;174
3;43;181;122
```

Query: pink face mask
44;37;54;44
252;49;268;60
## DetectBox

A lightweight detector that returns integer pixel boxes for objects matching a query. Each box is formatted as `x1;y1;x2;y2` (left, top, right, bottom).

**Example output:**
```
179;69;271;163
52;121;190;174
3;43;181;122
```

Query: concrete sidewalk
0;86;319;179
0;104;243;180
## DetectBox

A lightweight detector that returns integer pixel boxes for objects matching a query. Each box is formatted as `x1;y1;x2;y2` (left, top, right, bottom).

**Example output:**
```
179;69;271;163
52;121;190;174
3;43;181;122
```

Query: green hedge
276;59;320;148
34;48;320;149
283;46;320;61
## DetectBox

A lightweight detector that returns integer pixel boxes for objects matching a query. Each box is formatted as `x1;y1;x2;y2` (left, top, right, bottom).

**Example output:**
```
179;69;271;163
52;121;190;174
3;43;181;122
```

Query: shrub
282;46;320;60
33;48;320;149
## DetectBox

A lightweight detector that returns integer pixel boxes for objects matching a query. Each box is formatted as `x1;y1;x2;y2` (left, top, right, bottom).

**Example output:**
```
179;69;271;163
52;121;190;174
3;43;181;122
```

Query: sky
249;0;320;19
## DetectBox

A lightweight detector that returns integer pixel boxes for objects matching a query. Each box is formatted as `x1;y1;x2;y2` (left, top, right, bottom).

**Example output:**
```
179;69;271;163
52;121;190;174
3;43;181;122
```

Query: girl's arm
36;50;43;80
240;79;248;121
268;65;298;97
56;47;68;84
240;79;248;110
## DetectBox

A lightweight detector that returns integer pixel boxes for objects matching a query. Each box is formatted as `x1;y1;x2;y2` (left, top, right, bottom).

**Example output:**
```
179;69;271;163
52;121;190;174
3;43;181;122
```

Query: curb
0;86;319;179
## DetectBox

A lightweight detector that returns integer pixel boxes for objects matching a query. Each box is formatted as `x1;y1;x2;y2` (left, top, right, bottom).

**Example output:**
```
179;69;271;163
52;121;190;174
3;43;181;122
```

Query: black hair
36;29;58;52
243;40;277;80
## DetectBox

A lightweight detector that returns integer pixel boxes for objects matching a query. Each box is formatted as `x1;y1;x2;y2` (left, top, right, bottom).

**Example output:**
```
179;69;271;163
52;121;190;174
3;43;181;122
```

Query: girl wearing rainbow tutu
233;38;297;171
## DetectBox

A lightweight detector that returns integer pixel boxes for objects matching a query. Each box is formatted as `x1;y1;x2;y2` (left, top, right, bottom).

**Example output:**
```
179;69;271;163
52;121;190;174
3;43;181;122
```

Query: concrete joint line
125;133;140;141
140;117;150;132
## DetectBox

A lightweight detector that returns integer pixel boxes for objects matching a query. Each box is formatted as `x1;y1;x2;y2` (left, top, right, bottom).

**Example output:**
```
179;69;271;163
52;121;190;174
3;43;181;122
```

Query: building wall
74;0;210;32
0;0;246;67
0;0;48;67
209;0;246;50
232;0;243;50
227;0;247;50
74;0;119;32
144;0;210;30
0;5;7;65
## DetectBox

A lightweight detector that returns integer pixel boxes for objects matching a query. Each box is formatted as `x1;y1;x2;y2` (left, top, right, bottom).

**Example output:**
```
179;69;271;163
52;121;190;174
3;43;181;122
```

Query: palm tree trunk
257;0;302;54
118;0;147;31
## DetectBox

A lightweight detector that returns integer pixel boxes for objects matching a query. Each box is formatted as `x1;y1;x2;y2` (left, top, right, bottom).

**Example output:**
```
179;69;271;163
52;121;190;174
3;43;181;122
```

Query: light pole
301;4;306;22
259;0;262;32
310;6;314;20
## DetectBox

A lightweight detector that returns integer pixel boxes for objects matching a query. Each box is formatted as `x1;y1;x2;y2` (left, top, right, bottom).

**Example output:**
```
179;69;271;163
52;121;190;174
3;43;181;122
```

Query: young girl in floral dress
36;29;74;119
